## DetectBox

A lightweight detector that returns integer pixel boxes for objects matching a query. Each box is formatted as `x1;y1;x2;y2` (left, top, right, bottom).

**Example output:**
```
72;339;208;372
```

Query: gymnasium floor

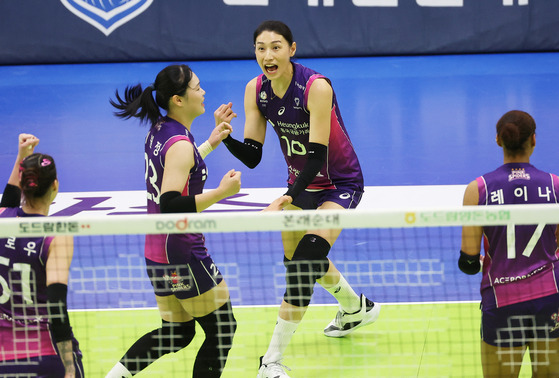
1;52;558;376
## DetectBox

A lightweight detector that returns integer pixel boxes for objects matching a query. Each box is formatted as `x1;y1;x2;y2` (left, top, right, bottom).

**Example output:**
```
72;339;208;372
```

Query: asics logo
339;193;351;200
278;107;285;115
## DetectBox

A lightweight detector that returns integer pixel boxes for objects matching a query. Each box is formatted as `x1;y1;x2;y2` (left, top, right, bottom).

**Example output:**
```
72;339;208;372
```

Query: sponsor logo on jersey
508;168;531;182
278;106;286;115
339;193;351;200
60;0;154;36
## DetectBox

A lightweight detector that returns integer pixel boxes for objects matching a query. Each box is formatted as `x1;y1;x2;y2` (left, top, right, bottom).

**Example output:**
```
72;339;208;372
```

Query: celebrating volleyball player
106;64;241;377
459;110;559;377
0;134;84;377
220;20;380;377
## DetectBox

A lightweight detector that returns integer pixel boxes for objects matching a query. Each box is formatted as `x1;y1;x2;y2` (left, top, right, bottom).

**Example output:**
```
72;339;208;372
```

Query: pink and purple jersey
476;163;559;309
255;62;364;190
0;207;57;361
144;117;209;264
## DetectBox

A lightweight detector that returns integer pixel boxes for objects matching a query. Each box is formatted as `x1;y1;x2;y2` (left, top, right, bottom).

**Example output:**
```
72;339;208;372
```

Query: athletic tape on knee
284;234;331;307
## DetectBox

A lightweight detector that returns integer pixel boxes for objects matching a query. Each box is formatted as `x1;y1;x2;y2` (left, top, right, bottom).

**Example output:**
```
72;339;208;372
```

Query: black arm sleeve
458;250;481;275
0;184;21;208
160;191;197;213
222;136;263;169
47;283;73;342
284;143;327;201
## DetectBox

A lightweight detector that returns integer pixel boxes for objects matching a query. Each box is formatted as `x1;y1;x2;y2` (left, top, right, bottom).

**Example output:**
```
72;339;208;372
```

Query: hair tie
41;158;51;167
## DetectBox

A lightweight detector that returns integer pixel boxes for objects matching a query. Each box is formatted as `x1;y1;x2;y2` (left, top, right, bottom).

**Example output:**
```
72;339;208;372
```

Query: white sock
105;362;132;378
325;274;361;314
262;317;299;364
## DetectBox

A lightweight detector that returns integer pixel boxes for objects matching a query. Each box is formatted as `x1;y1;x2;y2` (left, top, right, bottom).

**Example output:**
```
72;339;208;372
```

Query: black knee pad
284;234;331;308
193;300;237;377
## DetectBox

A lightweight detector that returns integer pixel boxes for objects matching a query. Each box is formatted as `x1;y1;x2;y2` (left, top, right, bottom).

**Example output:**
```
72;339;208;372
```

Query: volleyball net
1;204;558;377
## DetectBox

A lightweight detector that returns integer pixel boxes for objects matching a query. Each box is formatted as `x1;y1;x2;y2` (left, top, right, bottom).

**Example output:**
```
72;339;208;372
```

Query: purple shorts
0;338;83;377
146;256;223;299
291;184;363;210
481;293;559;347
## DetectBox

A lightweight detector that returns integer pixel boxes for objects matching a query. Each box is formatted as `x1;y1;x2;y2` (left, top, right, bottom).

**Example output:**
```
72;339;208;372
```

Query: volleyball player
0;134;84;377
459;110;559;377
106;64;241;377
220;20;380;377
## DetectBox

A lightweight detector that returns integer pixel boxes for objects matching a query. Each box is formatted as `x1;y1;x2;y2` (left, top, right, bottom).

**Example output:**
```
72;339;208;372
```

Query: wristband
197;140;214;159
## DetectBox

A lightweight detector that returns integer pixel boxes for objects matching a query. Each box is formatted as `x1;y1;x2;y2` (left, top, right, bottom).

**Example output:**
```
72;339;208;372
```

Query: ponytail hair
20;153;57;200
496;110;536;154
110;64;193;126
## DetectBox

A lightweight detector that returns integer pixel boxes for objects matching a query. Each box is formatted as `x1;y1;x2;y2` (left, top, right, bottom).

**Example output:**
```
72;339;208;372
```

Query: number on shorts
209;263;219;277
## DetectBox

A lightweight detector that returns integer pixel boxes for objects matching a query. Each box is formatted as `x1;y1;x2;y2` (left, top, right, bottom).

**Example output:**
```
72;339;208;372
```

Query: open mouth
265;64;278;74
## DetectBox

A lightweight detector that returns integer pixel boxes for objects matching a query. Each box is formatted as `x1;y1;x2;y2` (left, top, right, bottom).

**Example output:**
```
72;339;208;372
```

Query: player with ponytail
106;64;240;378
0;134;83;377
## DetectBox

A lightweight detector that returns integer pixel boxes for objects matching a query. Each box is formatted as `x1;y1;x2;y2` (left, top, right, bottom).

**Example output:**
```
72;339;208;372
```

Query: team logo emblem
508;168;531;182
260;91;267;100
294;97;300;107
60;0;154;36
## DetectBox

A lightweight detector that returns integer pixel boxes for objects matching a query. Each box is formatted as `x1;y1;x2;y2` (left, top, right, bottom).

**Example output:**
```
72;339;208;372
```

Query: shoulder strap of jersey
476;176;487;205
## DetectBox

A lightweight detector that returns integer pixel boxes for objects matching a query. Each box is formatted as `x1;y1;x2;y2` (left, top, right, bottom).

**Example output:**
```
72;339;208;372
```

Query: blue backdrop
0;0;558;65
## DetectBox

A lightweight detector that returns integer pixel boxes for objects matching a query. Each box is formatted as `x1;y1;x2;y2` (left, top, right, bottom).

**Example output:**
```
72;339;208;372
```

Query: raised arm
197;103;236;159
160;140;241;213
1;134;39;208
222;78;267;168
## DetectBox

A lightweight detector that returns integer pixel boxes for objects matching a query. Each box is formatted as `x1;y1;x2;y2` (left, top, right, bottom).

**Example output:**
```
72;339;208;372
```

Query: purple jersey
0;207;57;360
256;62;364;190
144;117;209;264
476;163;559;309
